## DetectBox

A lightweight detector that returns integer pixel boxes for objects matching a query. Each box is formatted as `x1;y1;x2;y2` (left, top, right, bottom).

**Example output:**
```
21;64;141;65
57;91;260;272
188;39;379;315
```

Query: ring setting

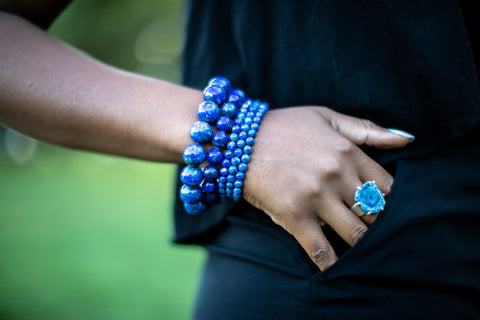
351;181;386;217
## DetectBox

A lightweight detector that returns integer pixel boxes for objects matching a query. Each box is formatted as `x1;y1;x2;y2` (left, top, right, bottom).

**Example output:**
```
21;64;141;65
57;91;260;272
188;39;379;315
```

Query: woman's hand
243;106;411;271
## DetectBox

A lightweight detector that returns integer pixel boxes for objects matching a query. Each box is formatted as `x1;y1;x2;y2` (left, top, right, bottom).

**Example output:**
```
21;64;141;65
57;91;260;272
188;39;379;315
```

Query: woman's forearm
0;11;202;163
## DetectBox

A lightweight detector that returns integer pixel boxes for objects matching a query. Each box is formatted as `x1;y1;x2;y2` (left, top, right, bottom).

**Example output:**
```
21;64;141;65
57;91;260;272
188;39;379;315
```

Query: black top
174;0;480;243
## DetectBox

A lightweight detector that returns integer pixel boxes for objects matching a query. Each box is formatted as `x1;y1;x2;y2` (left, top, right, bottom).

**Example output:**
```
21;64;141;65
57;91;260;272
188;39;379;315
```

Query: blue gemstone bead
197;101;220;124
217;116;233;132
180;185;203;204
203;86;226;105
226;174;236;183
222;159;231;168
233;187;242;195
239;131;248;140
229;133;239;142
227;141;237;150
234;117;243;125
354;181;386;213
231;156;241;166
247;129;257;137
207;147;223;165
218;176;227;184
203;165;219;182
227;93;242;107
236;139;246;148
218;182;226;189
236;172;245;180
244;117;253;125
237;113;246;120
205;192;220;204
221;102;238;118
238;163;248;172
228;165;238;174
234;180;244;188
226;189;233;196
218;188;226;194
251;123;259;131
212;131;229;148
180;166;203;186
220;167;229;176
226;182;234;189
246;112;254;118
202;182;217;193
224;150;234;159
232;194;242;201
190;121;213;144
233;148;243;157
184;201;206;215
245;137;255;146
232;125;241;134
241;124;250;132
253;117;262;124
243;145;252;155
241;154;250;163
231;88;246;101
208;76;231;94
183;143;206;166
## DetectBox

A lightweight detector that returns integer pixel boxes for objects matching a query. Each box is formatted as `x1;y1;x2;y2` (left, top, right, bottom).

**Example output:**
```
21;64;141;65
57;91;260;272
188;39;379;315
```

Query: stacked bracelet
180;76;268;214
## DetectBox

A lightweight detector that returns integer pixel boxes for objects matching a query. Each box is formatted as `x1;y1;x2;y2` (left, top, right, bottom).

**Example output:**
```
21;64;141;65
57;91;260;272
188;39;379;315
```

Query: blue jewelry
183;143;206;166
351;181;386;216
197;101;220;124
190;121;213;144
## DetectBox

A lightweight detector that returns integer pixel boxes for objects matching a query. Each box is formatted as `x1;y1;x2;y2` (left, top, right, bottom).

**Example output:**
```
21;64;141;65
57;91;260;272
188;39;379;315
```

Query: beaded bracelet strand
180;76;267;214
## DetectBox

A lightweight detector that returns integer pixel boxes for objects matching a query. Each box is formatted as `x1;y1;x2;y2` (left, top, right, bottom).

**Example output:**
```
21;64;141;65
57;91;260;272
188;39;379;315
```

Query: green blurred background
0;1;206;319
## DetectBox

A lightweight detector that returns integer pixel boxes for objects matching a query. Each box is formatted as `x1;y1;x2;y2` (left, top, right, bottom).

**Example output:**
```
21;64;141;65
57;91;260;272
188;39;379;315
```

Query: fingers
292;217;338;271
320;107;414;149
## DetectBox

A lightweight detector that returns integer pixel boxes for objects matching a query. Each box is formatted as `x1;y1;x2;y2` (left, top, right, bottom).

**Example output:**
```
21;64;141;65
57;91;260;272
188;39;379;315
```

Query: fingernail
388;128;415;143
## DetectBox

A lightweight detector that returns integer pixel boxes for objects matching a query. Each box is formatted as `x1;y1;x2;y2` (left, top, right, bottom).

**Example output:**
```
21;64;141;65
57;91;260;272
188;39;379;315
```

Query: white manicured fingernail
388;128;415;143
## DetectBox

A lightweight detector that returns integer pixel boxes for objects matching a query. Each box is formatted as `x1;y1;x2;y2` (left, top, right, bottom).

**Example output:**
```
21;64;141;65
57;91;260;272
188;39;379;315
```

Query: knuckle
335;138;356;156
349;224;368;244
360;119;377;130
320;158;342;180
310;245;334;266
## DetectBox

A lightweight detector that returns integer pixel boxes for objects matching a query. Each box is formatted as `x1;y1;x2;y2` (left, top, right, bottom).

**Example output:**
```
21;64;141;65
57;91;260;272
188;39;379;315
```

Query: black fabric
175;0;480;243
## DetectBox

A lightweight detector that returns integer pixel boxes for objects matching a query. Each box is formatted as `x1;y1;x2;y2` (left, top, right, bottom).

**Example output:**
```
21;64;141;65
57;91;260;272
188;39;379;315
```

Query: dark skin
0;0;411;270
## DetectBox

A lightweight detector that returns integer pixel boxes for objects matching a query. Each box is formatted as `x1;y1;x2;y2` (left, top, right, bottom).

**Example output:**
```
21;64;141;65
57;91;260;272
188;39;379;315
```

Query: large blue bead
217;116;233;132
184;201;206;215
227;93;242;107
180;185;203;204
202;182;218;193
183;143;206;166
354;181;386;213
212;131;229;148
180;166;203;186
208;76;231;94
207;147;224;165
221;102;238;118
197;101;220;124
203;86;226;105
190;121;213;144
230;88;246;101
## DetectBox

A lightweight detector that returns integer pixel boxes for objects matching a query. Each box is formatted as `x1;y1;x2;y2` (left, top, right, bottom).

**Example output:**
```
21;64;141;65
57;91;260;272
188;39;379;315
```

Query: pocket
313;159;407;279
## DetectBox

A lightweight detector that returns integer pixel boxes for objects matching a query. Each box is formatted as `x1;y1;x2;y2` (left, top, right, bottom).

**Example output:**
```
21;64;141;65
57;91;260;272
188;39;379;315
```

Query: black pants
193;135;480;320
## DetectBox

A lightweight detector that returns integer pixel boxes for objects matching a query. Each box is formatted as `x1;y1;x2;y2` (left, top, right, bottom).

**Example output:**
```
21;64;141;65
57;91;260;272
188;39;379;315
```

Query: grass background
0;1;205;319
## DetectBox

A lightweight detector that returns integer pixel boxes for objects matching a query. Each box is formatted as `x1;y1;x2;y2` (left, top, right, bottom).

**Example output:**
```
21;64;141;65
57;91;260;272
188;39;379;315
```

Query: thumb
323;108;415;149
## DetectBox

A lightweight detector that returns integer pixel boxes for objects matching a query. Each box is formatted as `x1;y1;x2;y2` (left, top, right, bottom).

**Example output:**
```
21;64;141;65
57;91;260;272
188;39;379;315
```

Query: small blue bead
227;141;237;150
238;131;248;140
190;121;213;144
226;182;234;189
230;88;246;101
217;116;233;132
218;188;226;194
203;165;219;182
247;129;257;137
244;117;253;125
220;167;229;176
228;165;238;174
234;180;244;188
202;182;217;193
184;201;206;215
232;125;241;134
183;143;206;166
243;145;252;155
238;163;248;172
218;182;226;189
226;189;233;196
231;156;241;166
234;117;243;125
237;113;246;120
207;147;224;165
251;123;259;131
208;76;231;94
222;159;231;168
233;187;242;195
233;148;243;157
241;124;250;132
245;137;255;145
232;194;242;201
246;112;255;118
205;192;220;204
253;117;262;124
203;85;226;105
212;131;229;148
227;174;236;183
256;112;264;118
180;185;203;204
236;172;245;180
197;101;220;123
180;166;203;186
218;176;227;184
236;139;246;148
224;150;234;159
227;94;242;107
241;154;250;163
240;107;248;113
229;133;239;142
221;102;238;118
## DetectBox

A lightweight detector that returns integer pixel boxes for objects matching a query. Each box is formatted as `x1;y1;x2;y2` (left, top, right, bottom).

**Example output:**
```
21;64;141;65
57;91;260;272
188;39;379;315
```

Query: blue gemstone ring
351;181;386;217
